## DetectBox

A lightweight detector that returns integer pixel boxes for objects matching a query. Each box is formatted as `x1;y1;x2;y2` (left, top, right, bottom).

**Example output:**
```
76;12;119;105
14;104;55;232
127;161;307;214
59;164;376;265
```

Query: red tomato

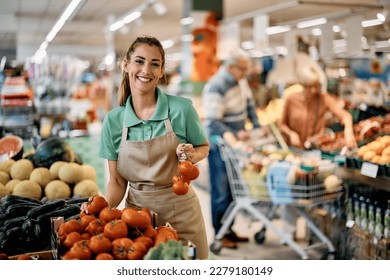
85;219;105;236
95;252;114;260
68;240;92;260
172;179;189;195
112;237;133;260
178;160;200;180
87;195;108;216
127;241;147;260
63;231;82;248
99;206;122;224
103;220;129;241
89;233;113;255
121;207;151;230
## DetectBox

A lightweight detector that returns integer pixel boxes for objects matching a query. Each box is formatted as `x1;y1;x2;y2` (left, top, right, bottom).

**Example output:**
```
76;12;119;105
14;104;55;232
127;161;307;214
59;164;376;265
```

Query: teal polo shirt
98;88;207;161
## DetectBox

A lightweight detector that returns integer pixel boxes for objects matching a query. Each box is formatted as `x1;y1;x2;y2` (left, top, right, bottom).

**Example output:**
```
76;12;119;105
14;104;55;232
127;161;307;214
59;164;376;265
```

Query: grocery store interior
0;0;390;260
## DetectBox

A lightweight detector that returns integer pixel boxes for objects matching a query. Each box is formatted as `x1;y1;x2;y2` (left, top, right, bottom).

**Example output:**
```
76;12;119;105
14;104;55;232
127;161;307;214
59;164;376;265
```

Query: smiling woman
95;36;211;259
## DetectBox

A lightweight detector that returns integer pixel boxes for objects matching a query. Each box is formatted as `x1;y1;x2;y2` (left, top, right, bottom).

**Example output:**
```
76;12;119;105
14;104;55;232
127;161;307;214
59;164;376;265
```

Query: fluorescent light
297;17;327;29
32;0;85;63
180;17;194;26
377;12;386;22
265;25;291;35
161;39;175;49
361;18;382;27
123;11;142;24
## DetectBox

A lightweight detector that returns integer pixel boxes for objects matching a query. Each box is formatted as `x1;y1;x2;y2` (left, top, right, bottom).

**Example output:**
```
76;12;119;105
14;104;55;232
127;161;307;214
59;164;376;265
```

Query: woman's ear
122;60;129;73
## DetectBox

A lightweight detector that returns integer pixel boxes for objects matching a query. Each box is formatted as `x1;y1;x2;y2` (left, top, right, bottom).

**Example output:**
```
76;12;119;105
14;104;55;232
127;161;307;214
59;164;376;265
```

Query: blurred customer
279;64;357;150
202;48;261;250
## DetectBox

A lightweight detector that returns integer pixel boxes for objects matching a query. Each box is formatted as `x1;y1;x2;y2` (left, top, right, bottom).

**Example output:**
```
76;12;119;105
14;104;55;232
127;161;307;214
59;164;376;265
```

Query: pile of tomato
172;160;200;195
57;195;179;260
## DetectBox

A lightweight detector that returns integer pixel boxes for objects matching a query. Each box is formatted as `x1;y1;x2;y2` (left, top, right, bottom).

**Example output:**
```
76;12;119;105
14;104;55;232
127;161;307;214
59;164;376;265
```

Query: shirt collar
124;88;168;127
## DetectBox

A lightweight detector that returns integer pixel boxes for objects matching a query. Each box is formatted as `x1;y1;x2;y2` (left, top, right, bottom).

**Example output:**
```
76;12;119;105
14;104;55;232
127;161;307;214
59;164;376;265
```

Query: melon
30;167;53;188
73;179;99;197
13;180;42;200
0;171;10;185
34;137;75;168
5;179;21;194
58;162;83;184
49;161;67;179
0;183;9;198
0;159;16;175
10;159;34;180
81;164;97;181
44;180;71;200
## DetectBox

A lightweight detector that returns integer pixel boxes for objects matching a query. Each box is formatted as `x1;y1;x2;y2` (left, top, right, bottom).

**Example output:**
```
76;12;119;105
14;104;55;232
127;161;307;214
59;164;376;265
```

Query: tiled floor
193;159;328;260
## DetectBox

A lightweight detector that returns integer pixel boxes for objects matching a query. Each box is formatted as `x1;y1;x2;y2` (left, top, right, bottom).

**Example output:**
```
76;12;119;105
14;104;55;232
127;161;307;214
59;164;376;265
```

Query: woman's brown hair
117;36;166;106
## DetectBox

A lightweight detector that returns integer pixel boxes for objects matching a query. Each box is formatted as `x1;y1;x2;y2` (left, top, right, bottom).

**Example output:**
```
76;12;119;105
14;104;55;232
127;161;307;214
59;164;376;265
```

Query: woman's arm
325;94;357;148
105;160;128;208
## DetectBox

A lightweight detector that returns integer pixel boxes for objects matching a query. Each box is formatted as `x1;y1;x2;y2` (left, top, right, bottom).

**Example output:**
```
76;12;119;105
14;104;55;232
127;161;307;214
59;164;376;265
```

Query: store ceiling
0;0;389;67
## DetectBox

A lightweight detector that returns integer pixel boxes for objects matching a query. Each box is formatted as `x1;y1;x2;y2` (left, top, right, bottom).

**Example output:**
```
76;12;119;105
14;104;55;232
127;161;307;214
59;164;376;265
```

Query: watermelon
0;135;24;161
33;137;75;168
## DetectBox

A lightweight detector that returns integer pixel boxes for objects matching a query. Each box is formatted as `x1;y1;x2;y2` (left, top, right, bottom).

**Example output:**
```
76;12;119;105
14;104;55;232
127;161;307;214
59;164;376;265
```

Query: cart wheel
254;228;266;244
210;241;222;255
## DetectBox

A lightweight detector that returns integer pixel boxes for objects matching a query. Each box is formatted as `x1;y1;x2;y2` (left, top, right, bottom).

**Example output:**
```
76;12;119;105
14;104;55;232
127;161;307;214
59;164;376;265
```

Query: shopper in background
202;48;261;250
95;36;210;259
279;64;357;150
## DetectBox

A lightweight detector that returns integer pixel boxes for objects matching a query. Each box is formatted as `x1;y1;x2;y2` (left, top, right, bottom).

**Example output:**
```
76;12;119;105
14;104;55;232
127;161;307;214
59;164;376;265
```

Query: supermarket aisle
192;159;326;260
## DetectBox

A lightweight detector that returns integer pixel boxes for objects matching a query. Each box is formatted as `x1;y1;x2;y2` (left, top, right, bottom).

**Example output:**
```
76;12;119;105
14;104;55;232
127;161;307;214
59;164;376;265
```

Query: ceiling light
332;25;341;32
297;17;327;29
361;18;383;27
152;2;167;15
32;0;85;63
108;0;162;32
311;28;322;36
377;11;387;22
265;25;291;35
180;17;194;26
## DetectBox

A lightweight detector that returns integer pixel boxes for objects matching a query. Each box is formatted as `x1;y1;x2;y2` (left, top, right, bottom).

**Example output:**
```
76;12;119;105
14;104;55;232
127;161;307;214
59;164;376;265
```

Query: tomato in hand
87;195;108;216
178;160;200;180
172;179;189;195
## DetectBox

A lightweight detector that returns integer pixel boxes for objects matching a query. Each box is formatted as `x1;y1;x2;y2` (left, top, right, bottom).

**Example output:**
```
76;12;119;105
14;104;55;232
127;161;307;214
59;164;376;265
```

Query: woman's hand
237;130;251;141
176;143;195;162
289;131;301;147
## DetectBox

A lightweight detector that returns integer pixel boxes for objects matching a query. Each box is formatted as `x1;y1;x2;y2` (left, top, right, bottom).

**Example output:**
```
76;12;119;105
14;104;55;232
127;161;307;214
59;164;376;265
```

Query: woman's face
124;44;164;94
303;81;321;98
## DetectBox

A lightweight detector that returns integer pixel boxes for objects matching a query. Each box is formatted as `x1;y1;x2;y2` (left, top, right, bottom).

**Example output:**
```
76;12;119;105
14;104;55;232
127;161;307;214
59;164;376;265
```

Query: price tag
346;220;355;228
360;162;378;178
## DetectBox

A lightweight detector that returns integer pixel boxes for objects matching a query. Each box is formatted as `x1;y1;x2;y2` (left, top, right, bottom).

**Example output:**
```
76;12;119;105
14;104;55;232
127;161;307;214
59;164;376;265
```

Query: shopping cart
209;136;343;259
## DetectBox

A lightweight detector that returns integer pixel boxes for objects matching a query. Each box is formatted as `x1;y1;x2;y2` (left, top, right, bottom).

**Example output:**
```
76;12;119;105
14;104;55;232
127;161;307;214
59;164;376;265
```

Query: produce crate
9;250;54;260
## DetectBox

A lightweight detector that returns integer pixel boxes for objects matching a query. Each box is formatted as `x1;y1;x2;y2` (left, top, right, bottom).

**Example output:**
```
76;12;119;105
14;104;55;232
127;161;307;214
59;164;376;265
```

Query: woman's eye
135;59;144;65
152;63;160;68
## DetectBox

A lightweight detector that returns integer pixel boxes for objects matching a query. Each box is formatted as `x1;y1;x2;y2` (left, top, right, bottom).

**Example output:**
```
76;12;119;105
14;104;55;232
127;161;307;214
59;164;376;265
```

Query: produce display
54;195;186;260
312;114;390;154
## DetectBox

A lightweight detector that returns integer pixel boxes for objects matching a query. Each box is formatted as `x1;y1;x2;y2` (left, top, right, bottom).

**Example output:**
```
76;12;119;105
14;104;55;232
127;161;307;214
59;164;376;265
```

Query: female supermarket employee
98;36;210;259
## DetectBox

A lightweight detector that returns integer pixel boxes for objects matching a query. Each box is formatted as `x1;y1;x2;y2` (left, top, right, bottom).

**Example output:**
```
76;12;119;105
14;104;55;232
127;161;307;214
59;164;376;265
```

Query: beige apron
117;118;209;259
